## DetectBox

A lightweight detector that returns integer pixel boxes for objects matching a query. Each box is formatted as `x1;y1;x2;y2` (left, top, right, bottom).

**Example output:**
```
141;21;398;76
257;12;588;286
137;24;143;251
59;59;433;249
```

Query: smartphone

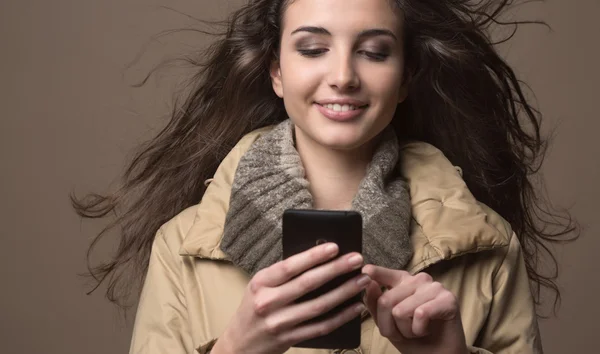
282;209;363;350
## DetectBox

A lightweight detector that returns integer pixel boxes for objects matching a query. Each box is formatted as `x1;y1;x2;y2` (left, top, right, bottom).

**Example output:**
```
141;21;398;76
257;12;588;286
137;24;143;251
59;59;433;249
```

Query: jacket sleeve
129;228;215;354
469;233;543;354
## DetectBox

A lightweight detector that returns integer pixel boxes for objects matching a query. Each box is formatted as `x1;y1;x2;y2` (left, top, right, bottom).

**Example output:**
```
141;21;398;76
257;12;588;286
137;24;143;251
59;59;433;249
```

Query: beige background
1;0;598;353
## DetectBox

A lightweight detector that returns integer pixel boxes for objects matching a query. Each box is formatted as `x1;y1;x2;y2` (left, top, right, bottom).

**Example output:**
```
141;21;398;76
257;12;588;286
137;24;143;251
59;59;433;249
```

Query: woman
73;0;577;353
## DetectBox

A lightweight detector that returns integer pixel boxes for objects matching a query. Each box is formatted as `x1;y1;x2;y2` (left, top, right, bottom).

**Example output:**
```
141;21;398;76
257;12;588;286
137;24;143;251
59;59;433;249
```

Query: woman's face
271;0;407;151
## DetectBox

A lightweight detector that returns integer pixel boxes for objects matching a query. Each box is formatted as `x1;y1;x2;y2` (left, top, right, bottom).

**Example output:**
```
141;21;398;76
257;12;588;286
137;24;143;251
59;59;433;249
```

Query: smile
315;103;368;122
318;103;366;112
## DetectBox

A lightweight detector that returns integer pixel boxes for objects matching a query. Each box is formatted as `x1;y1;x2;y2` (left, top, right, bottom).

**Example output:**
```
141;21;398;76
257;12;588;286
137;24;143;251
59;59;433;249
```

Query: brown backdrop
1;0;598;353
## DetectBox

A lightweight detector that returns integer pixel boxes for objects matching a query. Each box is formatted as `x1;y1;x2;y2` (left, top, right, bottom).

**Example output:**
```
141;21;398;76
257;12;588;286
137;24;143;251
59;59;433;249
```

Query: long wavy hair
72;0;578;313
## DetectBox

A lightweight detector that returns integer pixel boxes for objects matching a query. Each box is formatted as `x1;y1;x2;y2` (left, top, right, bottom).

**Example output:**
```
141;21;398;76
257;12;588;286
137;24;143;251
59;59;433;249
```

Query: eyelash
297;49;389;62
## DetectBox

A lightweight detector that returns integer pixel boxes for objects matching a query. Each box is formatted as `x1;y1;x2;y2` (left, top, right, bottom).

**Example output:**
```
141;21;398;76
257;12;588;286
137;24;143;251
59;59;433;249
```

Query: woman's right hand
211;242;370;354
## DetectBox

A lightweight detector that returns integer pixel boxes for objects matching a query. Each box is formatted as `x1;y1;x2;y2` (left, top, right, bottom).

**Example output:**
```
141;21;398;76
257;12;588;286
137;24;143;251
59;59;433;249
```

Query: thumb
364;279;383;323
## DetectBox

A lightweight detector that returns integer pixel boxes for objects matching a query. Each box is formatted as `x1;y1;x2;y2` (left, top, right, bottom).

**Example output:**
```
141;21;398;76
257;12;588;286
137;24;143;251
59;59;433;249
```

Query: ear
270;60;284;98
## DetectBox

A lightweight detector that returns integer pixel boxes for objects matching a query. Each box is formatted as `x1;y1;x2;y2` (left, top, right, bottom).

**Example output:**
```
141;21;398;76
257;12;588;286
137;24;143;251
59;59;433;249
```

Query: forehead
282;0;403;34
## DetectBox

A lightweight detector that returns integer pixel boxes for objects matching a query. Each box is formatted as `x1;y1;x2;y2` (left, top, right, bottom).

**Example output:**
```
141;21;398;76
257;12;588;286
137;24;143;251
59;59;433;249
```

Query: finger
281;302;365;346
394;315;415;339
252;243;339;289
390;282;440;339
269;252;364;311
412;291;458;337
374;271;433;314
270;273;371;328
411;308;431;337
368;271;429;331
364;279;383;323
376;281;420;339
362;264;409;288
376;287;400;338
392;281;441;320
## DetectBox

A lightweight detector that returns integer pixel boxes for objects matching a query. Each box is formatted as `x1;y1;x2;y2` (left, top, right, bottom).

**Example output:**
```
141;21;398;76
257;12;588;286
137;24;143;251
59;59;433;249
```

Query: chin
294;116;383;151
313;130;370;151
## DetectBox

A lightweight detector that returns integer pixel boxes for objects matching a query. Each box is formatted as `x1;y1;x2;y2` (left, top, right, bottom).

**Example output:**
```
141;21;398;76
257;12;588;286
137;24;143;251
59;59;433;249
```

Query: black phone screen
282;209;363;350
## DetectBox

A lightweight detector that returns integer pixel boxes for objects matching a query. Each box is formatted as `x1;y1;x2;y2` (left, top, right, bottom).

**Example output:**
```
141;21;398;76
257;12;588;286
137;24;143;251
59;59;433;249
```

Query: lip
314;102;367;122
316;98;368;107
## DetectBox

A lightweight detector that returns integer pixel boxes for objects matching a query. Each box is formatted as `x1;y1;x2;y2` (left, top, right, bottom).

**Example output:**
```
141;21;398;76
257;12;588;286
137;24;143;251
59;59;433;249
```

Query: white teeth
324;104;358;111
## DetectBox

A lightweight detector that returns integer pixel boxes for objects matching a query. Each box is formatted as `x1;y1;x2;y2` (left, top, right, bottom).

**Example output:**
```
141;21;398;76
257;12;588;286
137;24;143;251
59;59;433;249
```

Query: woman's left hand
362;265;468;354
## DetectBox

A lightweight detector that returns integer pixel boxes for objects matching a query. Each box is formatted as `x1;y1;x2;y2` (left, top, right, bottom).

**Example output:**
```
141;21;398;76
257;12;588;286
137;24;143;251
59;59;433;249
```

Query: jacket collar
179;127;512;273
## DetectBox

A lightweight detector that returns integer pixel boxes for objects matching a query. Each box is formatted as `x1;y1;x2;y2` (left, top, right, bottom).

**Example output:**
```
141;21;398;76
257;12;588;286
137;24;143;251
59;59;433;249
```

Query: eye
298;48;328;57
359;50;389;62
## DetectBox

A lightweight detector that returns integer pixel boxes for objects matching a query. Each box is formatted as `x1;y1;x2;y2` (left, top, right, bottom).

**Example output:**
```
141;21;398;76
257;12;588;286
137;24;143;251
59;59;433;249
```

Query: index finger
253;242;340;287
362;265;408;288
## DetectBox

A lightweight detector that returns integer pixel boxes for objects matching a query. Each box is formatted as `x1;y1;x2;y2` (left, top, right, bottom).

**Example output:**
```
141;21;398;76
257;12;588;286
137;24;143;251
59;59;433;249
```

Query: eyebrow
291;26;398;41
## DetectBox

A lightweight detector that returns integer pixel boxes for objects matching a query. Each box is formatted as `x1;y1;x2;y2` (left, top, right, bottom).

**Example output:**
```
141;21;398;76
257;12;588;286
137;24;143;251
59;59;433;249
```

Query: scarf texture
220;120;412;276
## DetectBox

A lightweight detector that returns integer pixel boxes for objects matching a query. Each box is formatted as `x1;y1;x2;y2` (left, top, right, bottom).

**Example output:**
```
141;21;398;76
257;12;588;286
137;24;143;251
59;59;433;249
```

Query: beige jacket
129;128;541;354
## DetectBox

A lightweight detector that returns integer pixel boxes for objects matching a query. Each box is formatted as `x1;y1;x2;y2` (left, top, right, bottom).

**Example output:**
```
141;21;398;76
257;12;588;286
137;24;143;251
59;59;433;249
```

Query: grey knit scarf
220;120;412;276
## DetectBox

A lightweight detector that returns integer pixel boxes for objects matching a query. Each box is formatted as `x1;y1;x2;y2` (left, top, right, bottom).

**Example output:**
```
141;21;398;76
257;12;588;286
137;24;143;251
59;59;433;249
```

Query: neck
294;127;376;210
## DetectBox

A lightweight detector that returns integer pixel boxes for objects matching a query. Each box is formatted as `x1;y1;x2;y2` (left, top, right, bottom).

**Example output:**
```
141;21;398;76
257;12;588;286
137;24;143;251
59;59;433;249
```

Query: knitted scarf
221;120;412;276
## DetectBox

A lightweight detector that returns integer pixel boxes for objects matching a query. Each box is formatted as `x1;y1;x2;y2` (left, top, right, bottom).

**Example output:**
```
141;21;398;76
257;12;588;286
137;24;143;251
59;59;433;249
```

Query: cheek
362;65;404;105
280;55;321;99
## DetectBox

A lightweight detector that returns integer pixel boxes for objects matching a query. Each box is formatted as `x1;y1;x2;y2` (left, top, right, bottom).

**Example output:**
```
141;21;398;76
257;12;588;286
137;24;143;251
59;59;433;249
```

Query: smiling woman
276;0;406;153
72;0;577;353
272;0;408;209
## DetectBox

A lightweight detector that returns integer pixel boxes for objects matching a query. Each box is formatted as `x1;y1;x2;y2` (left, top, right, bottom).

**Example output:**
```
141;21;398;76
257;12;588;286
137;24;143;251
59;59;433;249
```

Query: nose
326;52;360;91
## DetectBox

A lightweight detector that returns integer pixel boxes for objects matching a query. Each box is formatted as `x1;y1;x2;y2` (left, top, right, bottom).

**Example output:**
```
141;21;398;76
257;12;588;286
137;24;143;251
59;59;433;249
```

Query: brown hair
72;0;578;313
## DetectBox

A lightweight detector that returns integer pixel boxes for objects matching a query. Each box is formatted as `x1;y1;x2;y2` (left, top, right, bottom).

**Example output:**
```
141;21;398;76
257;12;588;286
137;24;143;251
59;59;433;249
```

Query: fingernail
325;243;338;254
356;274;371;287
348;254;363;267
354;303;365;313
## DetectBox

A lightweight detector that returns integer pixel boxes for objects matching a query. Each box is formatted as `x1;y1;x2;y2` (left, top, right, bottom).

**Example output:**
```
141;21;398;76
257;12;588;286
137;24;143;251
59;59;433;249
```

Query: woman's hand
362;265;468;354
212;243;369;354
